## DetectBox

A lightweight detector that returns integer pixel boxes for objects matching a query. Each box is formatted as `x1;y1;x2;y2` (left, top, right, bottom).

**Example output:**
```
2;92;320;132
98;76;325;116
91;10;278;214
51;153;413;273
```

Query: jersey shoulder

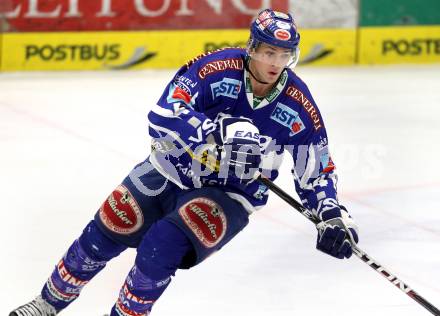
162;48;245;106
281;69;324;132
284;68;314;101
183;48;246;80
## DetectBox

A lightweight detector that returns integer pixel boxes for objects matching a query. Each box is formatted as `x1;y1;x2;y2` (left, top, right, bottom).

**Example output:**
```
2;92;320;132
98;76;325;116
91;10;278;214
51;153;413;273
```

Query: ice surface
1;65;439;315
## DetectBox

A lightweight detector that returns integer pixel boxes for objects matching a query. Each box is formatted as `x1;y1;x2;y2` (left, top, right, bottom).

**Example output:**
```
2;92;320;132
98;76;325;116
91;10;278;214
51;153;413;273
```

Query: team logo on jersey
270;102;305;136
320;151;336;174
210;78;242;100
167;84;192;105
178;197;227;248
99;185;144;235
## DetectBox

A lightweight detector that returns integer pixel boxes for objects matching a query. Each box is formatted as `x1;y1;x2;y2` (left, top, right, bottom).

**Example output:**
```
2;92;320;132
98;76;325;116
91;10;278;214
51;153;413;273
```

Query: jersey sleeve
285;84;339;216
147;62;216;154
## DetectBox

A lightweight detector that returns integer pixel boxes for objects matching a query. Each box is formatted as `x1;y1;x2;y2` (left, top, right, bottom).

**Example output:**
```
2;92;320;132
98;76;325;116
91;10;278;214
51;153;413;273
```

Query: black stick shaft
258;176;440;316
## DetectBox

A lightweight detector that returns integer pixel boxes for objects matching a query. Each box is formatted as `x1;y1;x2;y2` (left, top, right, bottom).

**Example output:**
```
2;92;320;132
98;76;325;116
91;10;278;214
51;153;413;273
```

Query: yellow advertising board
1;29;355;71
2;26;440;71
298;29;356;66
0;32;3;71
359;25;440;65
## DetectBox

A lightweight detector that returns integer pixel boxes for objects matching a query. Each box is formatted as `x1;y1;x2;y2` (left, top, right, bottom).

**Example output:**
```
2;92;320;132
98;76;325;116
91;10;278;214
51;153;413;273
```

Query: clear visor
249;46;300;68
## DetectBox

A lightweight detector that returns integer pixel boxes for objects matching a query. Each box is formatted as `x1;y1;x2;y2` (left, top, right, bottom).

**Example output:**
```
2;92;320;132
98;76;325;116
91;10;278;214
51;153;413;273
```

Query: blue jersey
148;48;338;214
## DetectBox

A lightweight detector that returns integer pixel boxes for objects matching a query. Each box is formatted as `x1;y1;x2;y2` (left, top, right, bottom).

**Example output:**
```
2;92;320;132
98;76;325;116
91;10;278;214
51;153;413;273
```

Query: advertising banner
1;0;287;32
1;30;243;71
1;28;355;71
359;26;440;64
298;29;355;65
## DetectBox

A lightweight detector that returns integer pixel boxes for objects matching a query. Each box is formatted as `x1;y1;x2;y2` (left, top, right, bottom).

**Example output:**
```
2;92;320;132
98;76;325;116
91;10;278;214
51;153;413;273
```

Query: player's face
250;43;294;83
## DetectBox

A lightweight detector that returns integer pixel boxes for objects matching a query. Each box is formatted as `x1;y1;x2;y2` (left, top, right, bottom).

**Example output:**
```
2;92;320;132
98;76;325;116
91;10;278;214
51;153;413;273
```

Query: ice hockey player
10;8;359;316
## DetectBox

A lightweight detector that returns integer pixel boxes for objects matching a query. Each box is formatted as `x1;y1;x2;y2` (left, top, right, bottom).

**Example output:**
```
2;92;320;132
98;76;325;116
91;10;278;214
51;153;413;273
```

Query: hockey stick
163;137;439;314
257;176;440;316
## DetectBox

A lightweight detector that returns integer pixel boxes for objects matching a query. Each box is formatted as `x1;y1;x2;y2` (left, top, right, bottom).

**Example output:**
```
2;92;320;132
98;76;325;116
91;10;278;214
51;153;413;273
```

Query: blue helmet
249;9;300;51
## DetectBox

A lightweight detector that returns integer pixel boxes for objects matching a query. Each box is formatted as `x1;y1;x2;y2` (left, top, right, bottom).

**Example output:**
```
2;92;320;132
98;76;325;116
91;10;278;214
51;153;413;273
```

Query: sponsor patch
99;185;144;235
286;86;322;130
274;29;291;41
270;102;305;136
174;75;198;93
198;58;244;79
211;78;242;100
178;197;227;248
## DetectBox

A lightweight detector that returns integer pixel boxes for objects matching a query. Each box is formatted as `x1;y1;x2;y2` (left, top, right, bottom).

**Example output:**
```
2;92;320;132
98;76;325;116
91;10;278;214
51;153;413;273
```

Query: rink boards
1;25;439;71
0;29;355;71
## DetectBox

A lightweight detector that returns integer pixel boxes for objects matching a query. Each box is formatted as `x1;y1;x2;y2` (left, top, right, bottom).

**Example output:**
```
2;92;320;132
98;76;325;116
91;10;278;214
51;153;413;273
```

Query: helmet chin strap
244;57;270;85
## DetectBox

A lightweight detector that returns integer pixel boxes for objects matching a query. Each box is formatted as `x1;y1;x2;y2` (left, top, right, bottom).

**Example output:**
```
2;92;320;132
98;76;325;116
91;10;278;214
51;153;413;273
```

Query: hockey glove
210;116;261;183
315;198;359;259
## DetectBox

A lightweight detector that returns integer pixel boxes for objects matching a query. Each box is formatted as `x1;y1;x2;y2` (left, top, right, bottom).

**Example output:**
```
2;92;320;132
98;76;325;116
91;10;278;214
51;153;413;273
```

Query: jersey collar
244;67;288;110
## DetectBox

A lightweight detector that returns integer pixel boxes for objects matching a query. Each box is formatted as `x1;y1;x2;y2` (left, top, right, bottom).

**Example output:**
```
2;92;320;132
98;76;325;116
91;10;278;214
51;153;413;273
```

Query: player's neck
248;61;277;97
250;78;274;97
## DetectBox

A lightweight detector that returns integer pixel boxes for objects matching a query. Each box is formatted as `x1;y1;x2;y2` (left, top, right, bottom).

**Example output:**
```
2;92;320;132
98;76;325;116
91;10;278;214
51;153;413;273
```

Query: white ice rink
1;64;440;316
